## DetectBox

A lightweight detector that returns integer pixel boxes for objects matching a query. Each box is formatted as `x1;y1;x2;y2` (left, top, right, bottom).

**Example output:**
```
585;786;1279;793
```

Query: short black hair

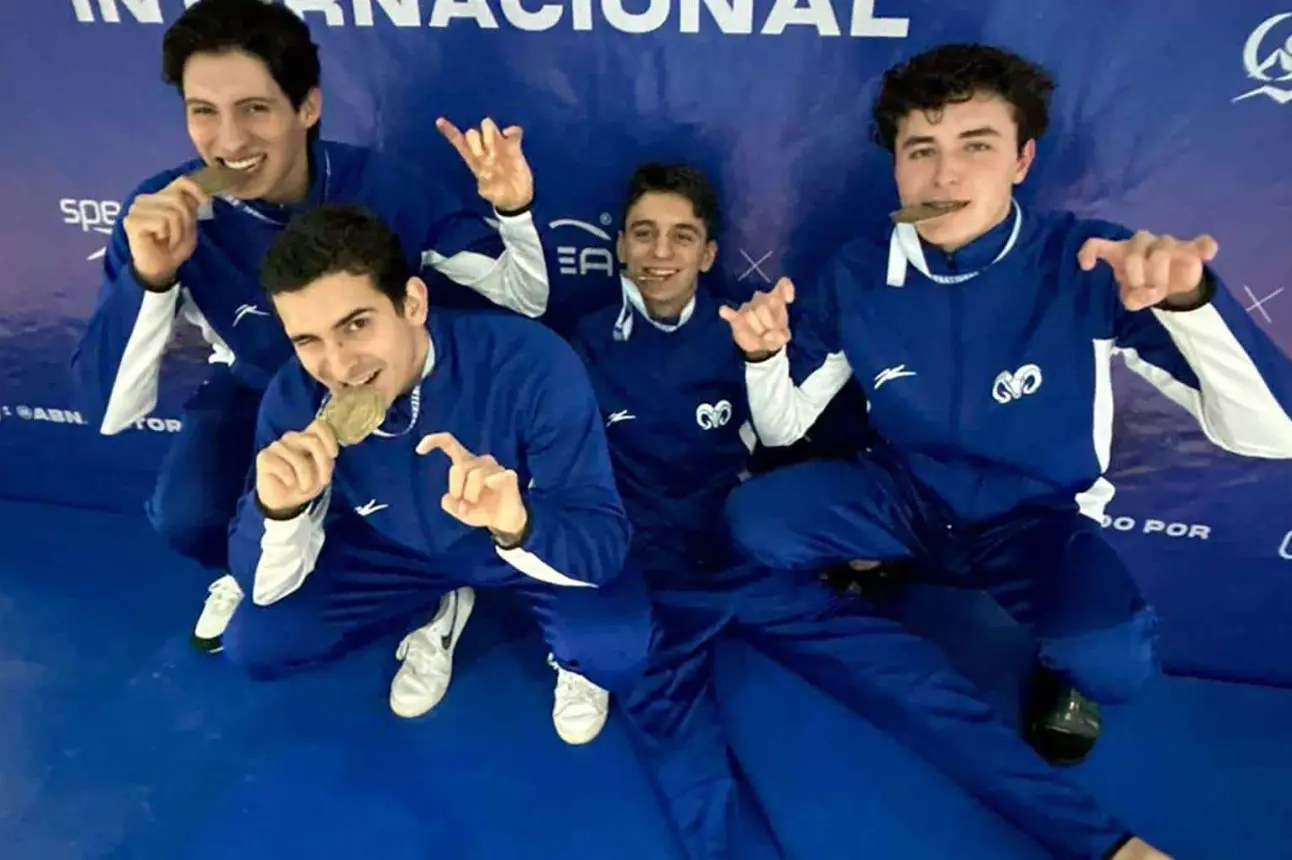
871;44;1055;154
621;163;722;240
162;0;321;109
262;204;411;311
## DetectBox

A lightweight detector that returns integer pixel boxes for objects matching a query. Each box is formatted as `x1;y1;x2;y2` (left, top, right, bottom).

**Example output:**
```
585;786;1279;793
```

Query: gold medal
189;162;246;195
320;386;387;446
890;200;968;224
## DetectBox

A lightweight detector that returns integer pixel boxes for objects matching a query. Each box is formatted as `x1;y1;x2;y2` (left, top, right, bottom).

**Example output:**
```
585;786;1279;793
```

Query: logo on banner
1101;514;1211;540
69;0;911;38
60;198;120;261
1233;12;1292;104
0;404;182;434
1279;530;1292;560
549;215;615;278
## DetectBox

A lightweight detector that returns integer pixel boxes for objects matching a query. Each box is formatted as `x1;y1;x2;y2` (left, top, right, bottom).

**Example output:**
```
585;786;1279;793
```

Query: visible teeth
223;155;263;170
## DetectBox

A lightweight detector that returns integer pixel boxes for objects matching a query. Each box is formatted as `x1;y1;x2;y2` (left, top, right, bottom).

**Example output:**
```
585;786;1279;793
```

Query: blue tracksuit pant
222;515;779;860
619;580;787;860
221;514;653;695
628;548;1134;860
725;452;1159;708
145;366;261;572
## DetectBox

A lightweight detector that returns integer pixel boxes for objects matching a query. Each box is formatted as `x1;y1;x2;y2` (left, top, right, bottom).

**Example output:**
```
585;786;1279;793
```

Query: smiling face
272;271;430;404
616;190;717;319
181;49;320;204
892;91;1036;251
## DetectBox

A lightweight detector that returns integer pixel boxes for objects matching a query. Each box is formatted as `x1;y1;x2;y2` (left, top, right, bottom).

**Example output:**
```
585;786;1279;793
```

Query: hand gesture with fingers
436;116;534;213
122;175;211;289
1078;231;1219;312
718;277;796;360
417;432;528;543
255;420;339;519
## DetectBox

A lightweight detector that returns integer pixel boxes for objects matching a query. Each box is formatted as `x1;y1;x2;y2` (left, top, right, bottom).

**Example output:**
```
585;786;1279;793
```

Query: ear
615;231;626;265
299;86;322;130
1013;138;1037;185
403;276;429;325
700;239;718;273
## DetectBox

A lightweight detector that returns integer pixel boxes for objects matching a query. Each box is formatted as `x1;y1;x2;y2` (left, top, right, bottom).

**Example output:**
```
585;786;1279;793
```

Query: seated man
69;0;550;655
719;44;1292;764
224;203;637;743
568;162;1172;860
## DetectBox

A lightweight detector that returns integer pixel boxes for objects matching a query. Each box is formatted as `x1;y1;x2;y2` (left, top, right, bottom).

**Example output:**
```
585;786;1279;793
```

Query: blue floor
0;497;1288;859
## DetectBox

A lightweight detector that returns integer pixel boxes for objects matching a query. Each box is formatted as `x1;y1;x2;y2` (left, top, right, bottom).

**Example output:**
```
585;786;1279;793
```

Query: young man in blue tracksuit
68;0;550;656
720;44;1292;765
225;202;647;742
566;163;1171;860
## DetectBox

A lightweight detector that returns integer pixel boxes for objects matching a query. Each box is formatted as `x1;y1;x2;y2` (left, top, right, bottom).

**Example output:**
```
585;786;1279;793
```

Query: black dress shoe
1025;669;1102;765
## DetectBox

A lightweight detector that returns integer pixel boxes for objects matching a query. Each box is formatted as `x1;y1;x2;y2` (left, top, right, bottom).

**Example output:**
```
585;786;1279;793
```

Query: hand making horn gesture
436;116;534;214
1077;231;1219;312
718;276;796;359
416;431;528;543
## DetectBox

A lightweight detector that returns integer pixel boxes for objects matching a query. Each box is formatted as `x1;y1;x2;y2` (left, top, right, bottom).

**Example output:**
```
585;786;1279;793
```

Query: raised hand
122;175;212;288
1078;231;1218;312
718;277;796;359
436;116;534;213
255;420;339;518
417;431;527;542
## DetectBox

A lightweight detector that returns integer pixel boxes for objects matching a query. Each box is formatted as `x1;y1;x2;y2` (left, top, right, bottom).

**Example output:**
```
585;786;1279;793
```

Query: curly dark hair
871;44;1055;154
262;205;411;312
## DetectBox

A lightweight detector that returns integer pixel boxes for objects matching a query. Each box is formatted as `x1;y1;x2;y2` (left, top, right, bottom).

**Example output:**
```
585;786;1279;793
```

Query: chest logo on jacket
696;400;733;430
233;303;271;326
874;364;917;389
992;364;1044;404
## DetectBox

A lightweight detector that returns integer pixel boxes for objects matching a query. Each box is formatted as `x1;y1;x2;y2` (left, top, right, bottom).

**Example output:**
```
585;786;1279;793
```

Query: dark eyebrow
184;96;274;108
900;126;1001;151
628;219;703;234
289;307;374;344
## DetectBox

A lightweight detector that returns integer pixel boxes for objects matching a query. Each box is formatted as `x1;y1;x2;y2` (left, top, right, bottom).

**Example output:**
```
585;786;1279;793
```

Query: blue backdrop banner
1;1;1290;686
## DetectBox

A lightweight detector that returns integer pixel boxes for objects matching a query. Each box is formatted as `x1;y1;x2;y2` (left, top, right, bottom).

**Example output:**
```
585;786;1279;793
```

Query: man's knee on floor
569;637;653;695
1041;606;1160;705
221;603;341;681
545;574;659;693
557;609;655;695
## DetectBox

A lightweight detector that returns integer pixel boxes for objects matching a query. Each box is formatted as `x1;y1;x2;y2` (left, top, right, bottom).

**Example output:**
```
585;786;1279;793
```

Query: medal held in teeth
889;200;969;224
189;162;246;196
320;386;387;446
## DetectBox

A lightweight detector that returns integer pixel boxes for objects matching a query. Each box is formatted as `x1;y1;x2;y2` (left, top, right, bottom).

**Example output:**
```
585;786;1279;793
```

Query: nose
214;111;251;156
932;151;962;188
650;235;672;259
321;341;362;385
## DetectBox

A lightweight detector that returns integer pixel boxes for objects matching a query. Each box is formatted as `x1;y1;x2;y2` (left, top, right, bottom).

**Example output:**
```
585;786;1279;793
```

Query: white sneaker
548;654;610;745
389;587;475;718
192;574;244;653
